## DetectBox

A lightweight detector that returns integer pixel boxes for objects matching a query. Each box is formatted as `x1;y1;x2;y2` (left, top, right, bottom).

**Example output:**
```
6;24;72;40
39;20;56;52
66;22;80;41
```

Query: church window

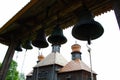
38;71;48;80
66;75;71;80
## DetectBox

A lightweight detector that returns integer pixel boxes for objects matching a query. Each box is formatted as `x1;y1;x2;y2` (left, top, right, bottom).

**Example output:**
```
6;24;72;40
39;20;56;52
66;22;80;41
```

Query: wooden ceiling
0;0;113;46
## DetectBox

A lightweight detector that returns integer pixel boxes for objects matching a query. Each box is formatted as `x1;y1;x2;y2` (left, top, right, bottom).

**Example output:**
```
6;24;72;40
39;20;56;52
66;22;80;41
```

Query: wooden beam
0;42;16;80
113;0;120;29
0;0;38;34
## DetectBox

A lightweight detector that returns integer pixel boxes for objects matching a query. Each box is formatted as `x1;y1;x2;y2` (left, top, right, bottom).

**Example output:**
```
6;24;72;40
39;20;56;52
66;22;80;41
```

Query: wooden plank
0;0;39;34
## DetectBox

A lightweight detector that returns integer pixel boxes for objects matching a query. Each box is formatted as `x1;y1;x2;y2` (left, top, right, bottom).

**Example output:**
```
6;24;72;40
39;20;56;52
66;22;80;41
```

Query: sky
0;0;120;80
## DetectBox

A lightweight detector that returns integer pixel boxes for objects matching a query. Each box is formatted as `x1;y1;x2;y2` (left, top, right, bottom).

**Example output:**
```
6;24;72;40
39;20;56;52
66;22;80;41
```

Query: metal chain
20;50;27;75
86;44;93;80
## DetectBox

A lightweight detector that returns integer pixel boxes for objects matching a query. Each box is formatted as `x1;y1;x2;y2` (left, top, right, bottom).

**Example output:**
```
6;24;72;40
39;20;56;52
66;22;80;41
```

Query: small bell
15;42;22;51
48;25;67;45
72;7;104;45
32;28;49;48
22;40;33;50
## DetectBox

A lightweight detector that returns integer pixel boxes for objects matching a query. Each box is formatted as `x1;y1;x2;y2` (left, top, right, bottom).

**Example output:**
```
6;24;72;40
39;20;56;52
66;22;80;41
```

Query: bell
15;42;22;51
72;7;104;45
32;28;49;48
22;40;33;50
48;25;67;45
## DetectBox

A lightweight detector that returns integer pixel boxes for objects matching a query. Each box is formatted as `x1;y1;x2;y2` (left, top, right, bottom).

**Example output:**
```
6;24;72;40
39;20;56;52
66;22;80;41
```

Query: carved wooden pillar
0;42;16;80
113;0;120;29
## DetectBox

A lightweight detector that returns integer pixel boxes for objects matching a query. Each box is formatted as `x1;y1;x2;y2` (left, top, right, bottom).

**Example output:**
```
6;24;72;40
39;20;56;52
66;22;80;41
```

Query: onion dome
38;54;45;62
71;43;81;52
71;43;82;60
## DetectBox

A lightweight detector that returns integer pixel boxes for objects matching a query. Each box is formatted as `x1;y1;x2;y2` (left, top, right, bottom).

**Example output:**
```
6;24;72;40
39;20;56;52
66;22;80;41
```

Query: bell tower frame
0;0;120;80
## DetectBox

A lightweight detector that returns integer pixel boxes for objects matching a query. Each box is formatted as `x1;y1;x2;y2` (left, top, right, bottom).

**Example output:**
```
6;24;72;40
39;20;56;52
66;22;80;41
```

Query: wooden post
0;42;16;80
113;0;120;29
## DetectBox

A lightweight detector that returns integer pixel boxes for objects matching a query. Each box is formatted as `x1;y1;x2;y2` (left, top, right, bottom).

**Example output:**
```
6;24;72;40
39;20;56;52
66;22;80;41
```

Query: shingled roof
59;59;96;74
34;52;68;67
26;71;33;77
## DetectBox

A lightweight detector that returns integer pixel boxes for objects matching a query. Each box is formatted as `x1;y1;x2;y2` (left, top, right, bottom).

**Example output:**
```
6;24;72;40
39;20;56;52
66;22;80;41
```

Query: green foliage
0;60;19;80
0;60;26;80
19;73;25;80
5;60;19;80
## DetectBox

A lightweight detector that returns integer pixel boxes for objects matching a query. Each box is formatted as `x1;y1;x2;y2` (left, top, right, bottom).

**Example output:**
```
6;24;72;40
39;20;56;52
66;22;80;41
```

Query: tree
0;60;19;80
0;60;26;80
19;73;25;80
5;60;19;80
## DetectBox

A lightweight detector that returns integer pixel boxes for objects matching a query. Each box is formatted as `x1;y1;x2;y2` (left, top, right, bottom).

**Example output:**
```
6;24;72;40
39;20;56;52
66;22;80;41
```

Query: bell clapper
87;37;91;45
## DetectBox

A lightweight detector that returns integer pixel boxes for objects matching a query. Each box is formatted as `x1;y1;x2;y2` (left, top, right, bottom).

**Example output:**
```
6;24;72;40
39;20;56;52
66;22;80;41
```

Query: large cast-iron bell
22;40;33;50
32;28;49;48
15;42;22;51
72;7;104;44
48;25;67;45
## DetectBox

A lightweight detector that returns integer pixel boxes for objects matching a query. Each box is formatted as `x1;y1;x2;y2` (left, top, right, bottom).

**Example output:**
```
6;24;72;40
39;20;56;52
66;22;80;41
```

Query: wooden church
26;40;97;80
